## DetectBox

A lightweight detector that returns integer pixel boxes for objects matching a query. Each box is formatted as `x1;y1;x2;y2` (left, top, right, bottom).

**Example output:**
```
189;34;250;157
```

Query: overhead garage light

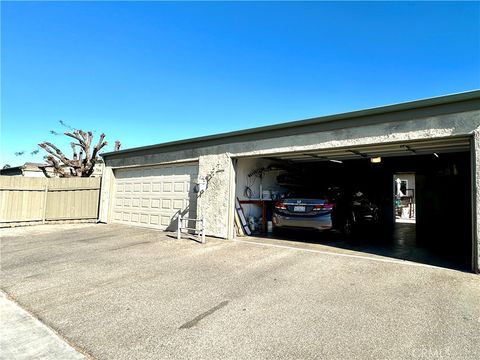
329;159;343;164
433;153;439;158
370;156;382;164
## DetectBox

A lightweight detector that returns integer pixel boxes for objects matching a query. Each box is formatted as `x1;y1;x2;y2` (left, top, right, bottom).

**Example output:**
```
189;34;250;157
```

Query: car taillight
275;201;287;210
313;203;334;210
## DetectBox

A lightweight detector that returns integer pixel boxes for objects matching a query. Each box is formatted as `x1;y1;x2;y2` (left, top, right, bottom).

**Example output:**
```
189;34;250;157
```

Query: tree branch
91;133;107;159
39;142;75;167
39;128;114;177
45;156;70;177
71;142;78;160
65;131;86;147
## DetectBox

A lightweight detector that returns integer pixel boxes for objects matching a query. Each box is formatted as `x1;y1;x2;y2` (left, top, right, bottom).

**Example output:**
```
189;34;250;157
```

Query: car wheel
342;215;354;236
272;226;283;236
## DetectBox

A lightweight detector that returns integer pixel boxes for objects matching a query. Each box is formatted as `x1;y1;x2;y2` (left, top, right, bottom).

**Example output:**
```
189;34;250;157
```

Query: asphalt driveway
1;224;479;360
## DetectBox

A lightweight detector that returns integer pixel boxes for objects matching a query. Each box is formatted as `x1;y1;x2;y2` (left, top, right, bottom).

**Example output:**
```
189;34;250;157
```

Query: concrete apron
0;291;86;360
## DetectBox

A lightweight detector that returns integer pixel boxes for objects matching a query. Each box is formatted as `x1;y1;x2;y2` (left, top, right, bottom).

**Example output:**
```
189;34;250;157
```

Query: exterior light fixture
433;153;439;158
370;157;382;163
329;159;343;164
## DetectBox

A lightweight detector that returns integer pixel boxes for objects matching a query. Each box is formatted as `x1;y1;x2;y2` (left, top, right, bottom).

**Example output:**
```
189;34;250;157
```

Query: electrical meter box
195;175;207;193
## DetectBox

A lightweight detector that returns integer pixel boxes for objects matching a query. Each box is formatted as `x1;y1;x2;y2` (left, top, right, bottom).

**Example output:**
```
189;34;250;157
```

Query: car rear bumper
272;213;333;231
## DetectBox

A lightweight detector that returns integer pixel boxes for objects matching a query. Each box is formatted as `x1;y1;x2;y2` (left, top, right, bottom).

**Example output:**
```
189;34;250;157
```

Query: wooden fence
0;176;101;226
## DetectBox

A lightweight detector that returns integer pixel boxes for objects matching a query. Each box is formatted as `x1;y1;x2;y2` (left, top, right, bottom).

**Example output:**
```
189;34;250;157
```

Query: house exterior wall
22;170;47;177
103;107;480;271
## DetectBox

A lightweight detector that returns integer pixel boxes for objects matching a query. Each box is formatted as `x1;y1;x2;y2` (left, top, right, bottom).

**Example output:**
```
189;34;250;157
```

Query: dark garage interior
235;140;473;271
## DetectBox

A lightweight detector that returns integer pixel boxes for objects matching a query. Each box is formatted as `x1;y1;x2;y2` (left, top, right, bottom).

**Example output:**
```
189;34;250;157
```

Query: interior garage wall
235;158;287;218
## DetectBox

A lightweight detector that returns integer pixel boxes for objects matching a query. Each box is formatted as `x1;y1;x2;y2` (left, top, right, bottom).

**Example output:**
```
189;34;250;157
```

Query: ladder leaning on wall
177;214;206;244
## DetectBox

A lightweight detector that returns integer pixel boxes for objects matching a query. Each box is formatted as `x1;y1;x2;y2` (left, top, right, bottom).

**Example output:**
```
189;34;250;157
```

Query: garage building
101;91;480;273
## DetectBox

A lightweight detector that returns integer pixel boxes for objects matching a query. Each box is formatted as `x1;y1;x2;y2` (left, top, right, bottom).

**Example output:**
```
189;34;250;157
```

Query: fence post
42;183;48;224
177;214;181;240
201;216;206;244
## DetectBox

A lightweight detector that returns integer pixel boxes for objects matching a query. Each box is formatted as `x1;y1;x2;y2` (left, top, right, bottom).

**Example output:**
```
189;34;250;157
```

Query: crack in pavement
179;301;229;329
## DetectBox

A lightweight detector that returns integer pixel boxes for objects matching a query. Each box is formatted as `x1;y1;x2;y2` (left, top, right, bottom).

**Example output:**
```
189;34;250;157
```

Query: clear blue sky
1;1;479;166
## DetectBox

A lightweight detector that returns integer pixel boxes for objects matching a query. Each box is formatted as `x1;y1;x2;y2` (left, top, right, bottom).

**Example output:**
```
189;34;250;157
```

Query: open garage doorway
233;138;473;271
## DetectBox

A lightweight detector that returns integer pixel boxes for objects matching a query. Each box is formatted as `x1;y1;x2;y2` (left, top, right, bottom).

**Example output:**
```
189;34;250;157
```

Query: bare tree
38;130;108;177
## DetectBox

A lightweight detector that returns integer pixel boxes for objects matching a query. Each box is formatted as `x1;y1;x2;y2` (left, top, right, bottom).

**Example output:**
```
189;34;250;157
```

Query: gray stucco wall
197;154;235;239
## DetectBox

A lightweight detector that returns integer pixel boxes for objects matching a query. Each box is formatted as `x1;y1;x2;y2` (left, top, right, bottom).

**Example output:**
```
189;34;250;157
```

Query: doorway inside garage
394;173;416;224
233;138;473;271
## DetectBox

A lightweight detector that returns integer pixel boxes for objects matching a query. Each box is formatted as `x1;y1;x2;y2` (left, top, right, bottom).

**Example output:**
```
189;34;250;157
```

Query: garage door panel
150;215;159;225
174;182;184;192
173;199;183;210
162;199;171;209
112;162;198;230
140;214;149;224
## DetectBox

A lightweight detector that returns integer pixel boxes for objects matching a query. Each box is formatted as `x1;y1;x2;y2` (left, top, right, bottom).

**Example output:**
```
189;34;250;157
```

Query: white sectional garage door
112;162;198;230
